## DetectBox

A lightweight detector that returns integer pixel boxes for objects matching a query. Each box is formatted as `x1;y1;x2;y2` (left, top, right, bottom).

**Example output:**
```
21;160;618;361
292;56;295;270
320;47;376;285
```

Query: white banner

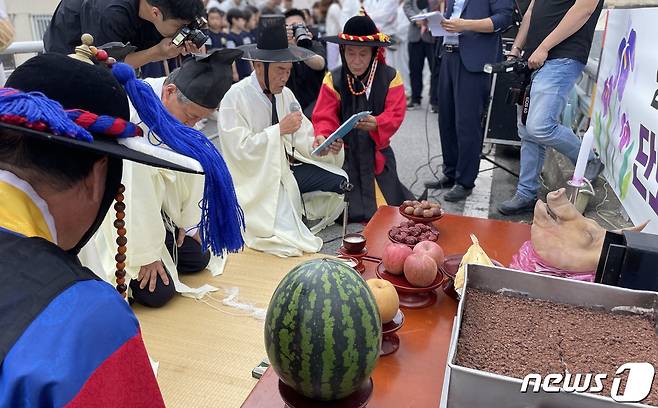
592;8;658;232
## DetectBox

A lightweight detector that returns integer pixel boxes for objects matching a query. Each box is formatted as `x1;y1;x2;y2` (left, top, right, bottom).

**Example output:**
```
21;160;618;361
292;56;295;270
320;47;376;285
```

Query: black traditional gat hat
169;48;243;109
324;13;392;47
2;53;198;174
239;15;316;63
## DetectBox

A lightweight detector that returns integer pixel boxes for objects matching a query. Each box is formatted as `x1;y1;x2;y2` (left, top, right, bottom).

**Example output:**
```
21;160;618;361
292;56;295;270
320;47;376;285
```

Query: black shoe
431;104;439;114
443;185;473;202
584;157;605;182
424;176;455;190
406;101;420;110
498;194;537;215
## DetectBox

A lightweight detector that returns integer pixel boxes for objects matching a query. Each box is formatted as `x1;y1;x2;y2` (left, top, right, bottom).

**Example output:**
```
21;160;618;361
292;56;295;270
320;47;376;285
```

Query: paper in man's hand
312;111;371;156
410;11;452;37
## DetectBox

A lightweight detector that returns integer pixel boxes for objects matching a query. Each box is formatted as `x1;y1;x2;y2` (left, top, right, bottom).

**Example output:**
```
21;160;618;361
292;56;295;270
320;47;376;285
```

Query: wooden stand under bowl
380;309;405;356
375;262;446;309
278;378;374;408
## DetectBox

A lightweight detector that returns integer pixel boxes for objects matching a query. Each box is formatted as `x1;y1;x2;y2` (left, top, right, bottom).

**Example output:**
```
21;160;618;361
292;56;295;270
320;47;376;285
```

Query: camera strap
521;80;532;126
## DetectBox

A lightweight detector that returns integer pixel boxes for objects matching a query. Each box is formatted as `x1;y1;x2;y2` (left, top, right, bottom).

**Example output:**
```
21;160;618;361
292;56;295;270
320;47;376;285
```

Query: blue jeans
516;58;591;199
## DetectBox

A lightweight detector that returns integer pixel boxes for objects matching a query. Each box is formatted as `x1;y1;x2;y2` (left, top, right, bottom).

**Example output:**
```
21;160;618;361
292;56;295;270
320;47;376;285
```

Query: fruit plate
387;224;440;248
336;255;365;274
399;205;444;224
442;254;504;301
382;309;405;334
381;309;405;356
375;262;446;309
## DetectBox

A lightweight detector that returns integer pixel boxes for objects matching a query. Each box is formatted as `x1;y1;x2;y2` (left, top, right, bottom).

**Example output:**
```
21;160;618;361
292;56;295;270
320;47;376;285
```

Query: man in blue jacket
425;0;513;202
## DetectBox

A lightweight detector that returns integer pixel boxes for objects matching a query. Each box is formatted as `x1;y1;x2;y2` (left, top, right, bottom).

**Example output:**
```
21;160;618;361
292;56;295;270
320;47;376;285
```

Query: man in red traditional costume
313;11;413;222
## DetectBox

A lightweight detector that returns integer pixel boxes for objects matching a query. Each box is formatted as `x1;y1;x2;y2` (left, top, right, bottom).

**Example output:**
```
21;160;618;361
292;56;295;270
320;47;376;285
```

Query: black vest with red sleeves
328;62;411;222
331;63;397;123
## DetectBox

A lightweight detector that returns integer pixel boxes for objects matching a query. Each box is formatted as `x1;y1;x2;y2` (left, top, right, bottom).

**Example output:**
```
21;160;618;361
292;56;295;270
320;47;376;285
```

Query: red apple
367;279;399;323
382;243;413;275
404;253;438;287
413;241;445;267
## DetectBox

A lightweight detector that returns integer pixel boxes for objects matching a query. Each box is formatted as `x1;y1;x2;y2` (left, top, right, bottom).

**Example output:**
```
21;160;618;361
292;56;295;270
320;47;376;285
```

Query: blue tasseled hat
0;53;245;256
112;63;245;256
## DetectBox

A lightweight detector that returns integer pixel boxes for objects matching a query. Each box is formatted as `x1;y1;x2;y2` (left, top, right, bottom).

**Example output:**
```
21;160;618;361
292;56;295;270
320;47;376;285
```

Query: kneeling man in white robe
81;49;243;307
218;15;347;257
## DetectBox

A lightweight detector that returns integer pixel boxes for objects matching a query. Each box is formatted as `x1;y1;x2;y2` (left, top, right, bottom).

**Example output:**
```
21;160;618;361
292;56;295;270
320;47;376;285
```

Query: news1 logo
520;363;656;403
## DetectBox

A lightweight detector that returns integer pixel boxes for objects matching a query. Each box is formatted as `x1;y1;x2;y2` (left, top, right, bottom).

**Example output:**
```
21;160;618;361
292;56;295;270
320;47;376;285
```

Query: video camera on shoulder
172;17;209;49
290;23;313;48
484;58;533;125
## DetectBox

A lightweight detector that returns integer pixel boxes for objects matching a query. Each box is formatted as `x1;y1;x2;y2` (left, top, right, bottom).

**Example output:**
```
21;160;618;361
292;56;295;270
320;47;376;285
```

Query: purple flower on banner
619;112;631;151
615;29;636;101
601;76;613;117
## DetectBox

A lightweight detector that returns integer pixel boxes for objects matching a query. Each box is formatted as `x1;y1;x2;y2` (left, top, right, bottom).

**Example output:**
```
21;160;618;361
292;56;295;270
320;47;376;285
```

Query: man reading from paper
81;49;243;307
218;15;347;257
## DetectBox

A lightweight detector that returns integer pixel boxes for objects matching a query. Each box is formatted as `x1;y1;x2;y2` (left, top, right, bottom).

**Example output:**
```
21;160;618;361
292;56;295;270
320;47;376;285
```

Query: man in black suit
426;0;513;202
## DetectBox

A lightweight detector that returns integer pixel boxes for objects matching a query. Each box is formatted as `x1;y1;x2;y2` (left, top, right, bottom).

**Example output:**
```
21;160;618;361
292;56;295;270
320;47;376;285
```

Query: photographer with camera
498;0;604;215
284;9;327;118
44;0;207;69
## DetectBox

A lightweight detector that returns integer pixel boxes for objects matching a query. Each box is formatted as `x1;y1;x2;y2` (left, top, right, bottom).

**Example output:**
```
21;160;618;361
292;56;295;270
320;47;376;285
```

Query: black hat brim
238;44;317;63
323;36;392;47
0;122;201;174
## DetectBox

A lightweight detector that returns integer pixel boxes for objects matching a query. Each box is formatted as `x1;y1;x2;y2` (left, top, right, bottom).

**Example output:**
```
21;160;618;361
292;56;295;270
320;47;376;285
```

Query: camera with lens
290;23;313;48
484;58;533;124
484;58;532;105
172;17;209;49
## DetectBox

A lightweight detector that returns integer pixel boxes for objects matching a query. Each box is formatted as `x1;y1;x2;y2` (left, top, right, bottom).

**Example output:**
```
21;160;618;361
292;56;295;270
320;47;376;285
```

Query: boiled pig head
531;188;646;272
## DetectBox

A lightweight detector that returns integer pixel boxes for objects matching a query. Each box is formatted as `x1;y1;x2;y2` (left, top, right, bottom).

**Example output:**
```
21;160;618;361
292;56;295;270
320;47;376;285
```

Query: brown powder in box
456;289;658;406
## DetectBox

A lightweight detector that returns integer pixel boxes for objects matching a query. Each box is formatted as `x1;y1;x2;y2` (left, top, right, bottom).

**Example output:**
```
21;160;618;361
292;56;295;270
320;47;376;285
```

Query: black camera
484;58;533;124
290;23;312;48
483;58;529;75
172;17;209;49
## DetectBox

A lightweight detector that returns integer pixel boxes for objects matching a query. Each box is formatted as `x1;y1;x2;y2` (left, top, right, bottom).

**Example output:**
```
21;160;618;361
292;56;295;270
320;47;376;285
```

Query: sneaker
407;101;420;110
584;157;605;182
424;176;455;190
498;194;537;215
443;185;473;202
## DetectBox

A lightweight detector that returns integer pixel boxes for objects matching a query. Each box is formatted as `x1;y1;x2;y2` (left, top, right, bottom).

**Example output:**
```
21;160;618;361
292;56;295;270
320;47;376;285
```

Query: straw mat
134;248;325;408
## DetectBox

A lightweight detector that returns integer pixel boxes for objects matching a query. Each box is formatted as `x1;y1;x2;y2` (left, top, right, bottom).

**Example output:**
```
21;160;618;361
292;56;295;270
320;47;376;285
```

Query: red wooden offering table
241;206;531;408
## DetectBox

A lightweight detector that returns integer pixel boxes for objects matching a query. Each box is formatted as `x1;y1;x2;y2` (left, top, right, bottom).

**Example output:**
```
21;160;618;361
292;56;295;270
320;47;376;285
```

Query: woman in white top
324;0;342;70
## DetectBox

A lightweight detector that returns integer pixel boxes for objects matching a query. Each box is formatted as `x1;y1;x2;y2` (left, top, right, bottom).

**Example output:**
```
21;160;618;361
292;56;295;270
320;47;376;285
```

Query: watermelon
265;258;382;401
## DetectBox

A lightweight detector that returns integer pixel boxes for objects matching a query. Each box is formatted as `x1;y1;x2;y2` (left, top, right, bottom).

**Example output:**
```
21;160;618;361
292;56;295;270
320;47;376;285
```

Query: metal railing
30;15;51;41
1;40;44;55
0;40;44;84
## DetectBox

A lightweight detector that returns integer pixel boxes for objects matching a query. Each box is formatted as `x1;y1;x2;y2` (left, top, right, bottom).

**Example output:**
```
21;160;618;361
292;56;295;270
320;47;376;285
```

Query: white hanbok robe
217;72;347;257
79;77;221;299
340;0;399;36
387;4;412;96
